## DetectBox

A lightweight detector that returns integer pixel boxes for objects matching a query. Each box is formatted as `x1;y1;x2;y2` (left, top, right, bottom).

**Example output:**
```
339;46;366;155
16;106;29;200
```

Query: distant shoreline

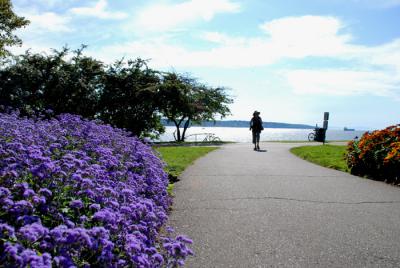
161;120;314;129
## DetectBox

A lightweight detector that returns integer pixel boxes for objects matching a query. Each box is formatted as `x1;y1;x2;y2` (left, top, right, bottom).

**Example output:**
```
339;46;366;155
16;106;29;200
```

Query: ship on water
344;127;355;131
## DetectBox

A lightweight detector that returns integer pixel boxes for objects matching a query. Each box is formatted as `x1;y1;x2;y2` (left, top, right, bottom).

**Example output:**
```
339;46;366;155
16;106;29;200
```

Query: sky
10;0;400;130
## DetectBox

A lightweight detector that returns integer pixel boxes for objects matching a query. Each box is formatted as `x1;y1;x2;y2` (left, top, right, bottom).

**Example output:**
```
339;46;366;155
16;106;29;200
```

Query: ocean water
158;126;366;143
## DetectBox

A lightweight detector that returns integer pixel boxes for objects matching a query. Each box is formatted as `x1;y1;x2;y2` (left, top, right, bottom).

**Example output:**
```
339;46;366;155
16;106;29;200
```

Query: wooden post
323;112;329;144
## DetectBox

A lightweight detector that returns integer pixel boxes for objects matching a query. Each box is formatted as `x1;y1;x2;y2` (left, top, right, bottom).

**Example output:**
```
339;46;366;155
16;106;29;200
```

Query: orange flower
347;124;400;182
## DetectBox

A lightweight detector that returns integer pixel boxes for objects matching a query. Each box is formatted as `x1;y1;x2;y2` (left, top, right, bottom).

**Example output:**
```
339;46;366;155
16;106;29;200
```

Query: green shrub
346;125;400;184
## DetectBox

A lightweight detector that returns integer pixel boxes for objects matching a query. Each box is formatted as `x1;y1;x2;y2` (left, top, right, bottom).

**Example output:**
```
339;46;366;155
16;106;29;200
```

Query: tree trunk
181;119;191;142
172;120;180;141
173;117;186;142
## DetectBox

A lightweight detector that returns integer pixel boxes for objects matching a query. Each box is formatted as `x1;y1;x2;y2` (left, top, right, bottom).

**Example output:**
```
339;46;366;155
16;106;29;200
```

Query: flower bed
0;111;192;267
346;124;400;184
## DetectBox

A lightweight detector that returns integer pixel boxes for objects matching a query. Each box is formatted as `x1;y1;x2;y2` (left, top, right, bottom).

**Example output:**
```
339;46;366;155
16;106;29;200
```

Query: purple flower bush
0;111;193;267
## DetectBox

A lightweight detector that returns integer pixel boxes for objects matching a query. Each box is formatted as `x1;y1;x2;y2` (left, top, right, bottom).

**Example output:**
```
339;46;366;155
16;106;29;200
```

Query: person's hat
253;110;260;115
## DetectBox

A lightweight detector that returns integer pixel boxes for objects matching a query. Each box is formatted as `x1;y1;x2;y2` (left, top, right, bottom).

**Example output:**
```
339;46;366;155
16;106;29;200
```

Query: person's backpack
252;117;263;131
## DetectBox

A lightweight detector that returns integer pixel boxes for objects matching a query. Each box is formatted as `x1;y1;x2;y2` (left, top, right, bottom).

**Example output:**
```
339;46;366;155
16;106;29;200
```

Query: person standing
250;111;263;150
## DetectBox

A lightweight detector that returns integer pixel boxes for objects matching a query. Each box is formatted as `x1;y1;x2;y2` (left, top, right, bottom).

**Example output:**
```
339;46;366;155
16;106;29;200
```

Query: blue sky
11;0;400;130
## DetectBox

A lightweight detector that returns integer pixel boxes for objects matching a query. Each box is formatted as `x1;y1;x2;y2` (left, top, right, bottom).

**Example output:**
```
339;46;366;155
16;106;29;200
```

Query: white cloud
9;42;54;55
70;0;128;20
34;0;76;8
367;39;400;72
92;15;400;99
201;31;246;45
286;69;399;97
135;0;240;32
20;11;72;32
90;37;270;67
259;16;354;58
103;16;355;67
13;0;69;9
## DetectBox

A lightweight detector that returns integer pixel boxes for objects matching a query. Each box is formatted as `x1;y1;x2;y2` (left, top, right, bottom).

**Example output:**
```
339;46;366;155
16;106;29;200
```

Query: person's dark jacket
250;116;263;133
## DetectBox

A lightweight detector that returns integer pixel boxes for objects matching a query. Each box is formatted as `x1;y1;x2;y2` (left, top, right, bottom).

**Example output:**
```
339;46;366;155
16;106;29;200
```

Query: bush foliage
0;49;232;138
0;111;192;267
346;125;400;184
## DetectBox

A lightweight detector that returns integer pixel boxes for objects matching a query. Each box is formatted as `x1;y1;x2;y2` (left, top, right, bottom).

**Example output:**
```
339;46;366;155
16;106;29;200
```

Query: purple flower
120;205;132;214
81;178;94;187
93;209;117;225
18;223;49;243
3;242;23;264
69;199;84;209
32;195;46;205
0;187;11;198
65;228;92;247
80;189;95;198
54;255;74;267
39;188;52;197
152;253;164;264
71;173;83;182
65;220;75;228
49;143;62;151
15;182;29;191
0;111;191;267
106;200;119;208
20;249;52;268
176;235;193;244
1;197;14;208
125;234;142;253
23;189;35;198
16;215;40;225
89;203;101;211
49;225;67;241
79;215;88;223
11;200;33;215
0;223;15;239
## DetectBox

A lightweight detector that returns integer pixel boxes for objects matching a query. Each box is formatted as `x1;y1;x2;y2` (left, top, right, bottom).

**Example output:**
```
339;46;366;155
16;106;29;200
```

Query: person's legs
256;132;260;150
252;131;257;150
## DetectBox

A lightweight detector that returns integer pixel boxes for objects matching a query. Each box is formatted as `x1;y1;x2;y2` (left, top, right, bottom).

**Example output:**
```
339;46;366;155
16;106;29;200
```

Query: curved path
168;142;400;267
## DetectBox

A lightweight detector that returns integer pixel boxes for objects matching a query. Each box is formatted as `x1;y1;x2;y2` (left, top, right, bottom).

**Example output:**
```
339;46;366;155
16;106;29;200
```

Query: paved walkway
168;142;400;267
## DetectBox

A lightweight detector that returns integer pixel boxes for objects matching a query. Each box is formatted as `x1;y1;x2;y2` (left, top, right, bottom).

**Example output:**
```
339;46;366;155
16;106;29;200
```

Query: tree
0;42;232;139
159;73;233;141
0;48;165;137
41;47;104;118
0;47;104;117
0;0;29;58
100;58;164;137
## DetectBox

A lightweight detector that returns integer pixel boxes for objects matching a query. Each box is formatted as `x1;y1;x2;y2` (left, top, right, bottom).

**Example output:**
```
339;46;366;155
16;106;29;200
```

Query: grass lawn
265;140;350;143
155;146;218;195
153;141;233;146
290;145;349;172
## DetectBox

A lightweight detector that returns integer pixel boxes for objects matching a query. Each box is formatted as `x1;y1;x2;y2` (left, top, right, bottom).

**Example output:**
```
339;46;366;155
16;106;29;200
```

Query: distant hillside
161;119;314;129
